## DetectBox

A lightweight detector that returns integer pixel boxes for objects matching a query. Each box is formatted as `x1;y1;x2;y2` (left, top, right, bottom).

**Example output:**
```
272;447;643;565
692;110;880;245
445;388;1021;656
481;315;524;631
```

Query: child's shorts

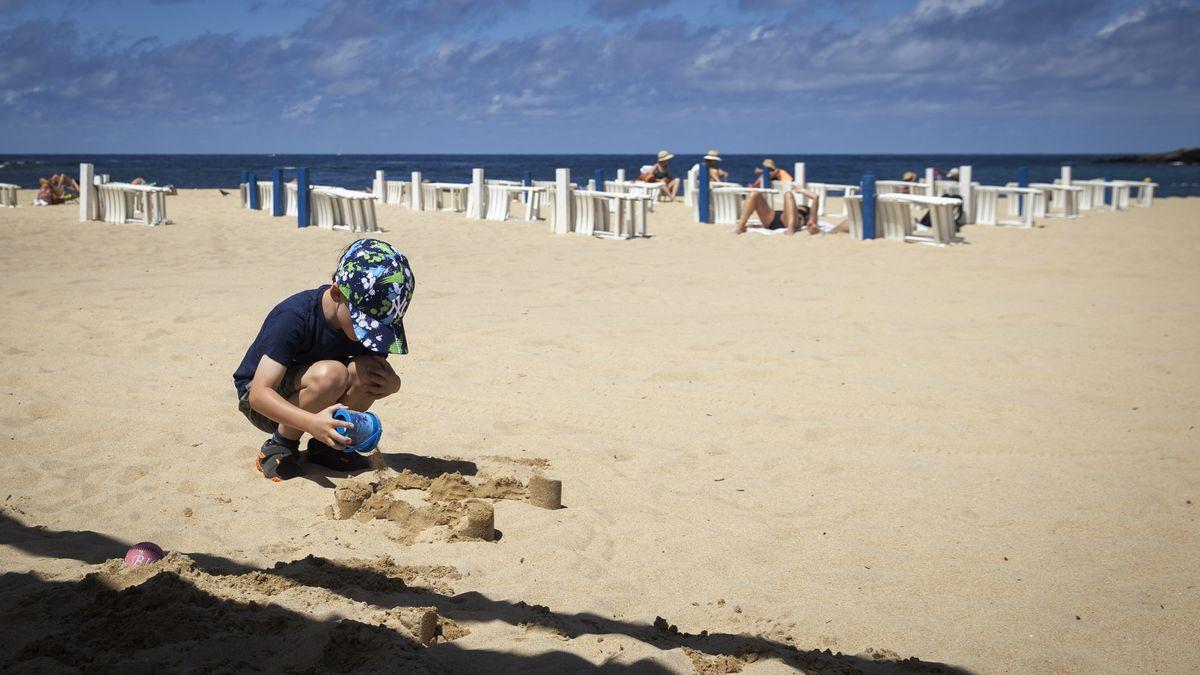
235;367;304;435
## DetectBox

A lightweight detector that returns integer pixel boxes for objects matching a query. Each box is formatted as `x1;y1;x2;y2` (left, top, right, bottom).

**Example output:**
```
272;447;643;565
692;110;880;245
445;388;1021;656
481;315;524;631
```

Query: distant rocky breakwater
1099;147;1200;165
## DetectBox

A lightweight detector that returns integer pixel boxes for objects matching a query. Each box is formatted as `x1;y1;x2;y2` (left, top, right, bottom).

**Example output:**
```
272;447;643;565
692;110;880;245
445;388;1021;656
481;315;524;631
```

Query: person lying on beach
35;174;79;205
644;150;681;202
131;177;178;195
734;187;842;235
751;159;792;188
233;238;414;481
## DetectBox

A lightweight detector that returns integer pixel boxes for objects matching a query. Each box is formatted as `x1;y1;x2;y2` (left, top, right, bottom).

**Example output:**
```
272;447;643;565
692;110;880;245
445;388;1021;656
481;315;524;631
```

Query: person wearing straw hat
699;150;729;183
752;159;793;188
644;150;681;201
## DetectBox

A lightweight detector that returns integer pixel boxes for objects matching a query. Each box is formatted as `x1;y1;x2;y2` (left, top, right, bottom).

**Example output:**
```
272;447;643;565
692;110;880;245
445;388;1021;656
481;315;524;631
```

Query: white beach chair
902;194;961;245
93;183;170;226
845;196;865;239
1072;180;1111;211
1129;181;1157;207
1029;182;1082;219
418;183;440;212
974;185;1039;227
570;191;604;236
0;183;17;207
257;183;274;213
492;184;543;221
569;190;648;239
485;184;511;221
308;186;378;232
872;194;961;246
710;188;747;225
806;183;858;218
383;180;407;206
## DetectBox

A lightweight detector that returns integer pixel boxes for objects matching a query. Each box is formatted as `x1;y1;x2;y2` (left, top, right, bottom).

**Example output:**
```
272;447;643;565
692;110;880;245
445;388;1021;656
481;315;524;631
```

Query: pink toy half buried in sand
124;542;165;566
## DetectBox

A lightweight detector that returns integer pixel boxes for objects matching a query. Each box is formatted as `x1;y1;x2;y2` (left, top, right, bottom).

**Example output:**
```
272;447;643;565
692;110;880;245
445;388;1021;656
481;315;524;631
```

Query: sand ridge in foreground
0;189;1197;673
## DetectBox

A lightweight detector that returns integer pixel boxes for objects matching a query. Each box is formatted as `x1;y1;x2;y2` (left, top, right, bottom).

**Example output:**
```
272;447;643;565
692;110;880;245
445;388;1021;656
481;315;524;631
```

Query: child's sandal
255;439;304;482
306;440;372;473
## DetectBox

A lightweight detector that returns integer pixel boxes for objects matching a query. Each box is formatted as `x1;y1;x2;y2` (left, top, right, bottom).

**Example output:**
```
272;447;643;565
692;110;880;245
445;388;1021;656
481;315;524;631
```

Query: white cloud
281;95;322;121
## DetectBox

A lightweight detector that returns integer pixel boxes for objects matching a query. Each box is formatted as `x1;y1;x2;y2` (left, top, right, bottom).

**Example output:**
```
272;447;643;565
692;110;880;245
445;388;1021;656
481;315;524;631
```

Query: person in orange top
752;159;793;188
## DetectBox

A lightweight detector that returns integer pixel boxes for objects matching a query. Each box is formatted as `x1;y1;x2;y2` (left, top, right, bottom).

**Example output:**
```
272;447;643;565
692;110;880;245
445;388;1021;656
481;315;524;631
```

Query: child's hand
309;404;352;449
357;356;402;397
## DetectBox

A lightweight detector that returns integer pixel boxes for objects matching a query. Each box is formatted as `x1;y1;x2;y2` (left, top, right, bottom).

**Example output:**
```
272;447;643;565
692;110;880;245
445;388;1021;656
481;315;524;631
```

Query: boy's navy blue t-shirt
233;285;368;395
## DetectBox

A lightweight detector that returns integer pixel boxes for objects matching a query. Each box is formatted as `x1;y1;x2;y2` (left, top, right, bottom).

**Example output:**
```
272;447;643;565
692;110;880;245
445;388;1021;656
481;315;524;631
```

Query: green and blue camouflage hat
332;238;415;355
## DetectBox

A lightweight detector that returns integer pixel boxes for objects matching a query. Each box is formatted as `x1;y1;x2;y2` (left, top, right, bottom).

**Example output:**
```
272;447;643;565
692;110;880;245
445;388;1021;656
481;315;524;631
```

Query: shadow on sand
0;512;974;674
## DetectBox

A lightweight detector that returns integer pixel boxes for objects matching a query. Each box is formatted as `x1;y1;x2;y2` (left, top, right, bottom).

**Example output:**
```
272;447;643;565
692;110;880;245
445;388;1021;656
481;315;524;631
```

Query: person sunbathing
734;187;842;235
35;174;80;205
752;159;792;188
642;150;680;202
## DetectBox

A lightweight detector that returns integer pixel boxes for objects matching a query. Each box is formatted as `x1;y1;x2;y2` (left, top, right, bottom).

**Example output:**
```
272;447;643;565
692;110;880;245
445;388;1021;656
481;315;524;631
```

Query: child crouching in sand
233;238;415;481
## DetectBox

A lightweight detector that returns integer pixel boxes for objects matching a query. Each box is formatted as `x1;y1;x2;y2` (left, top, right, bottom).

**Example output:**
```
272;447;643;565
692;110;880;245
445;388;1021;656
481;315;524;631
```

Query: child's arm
248;355;352;447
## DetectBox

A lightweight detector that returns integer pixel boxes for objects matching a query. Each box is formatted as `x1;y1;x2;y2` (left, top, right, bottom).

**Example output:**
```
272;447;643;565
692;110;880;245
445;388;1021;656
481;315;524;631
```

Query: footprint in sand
25;400;65;421
492;419;533;435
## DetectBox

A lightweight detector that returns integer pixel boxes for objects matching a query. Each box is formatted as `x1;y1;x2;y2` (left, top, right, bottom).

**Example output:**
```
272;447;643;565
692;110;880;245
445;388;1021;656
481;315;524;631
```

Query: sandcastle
327;469;563;543
528;474;562;510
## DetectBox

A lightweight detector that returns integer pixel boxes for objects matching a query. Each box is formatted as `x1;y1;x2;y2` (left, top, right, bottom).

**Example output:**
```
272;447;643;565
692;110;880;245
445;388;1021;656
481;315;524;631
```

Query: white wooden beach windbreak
467;168;486;219
0;183;18;208
79;163;94;220
553;168;572;234
957;165;974;225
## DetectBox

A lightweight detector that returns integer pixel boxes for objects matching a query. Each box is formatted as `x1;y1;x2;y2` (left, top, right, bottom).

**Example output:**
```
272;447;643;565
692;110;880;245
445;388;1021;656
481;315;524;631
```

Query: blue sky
1;0;1196;153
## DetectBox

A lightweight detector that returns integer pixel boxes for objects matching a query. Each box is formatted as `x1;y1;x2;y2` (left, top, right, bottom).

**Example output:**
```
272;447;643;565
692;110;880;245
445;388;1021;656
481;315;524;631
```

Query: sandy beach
0;189;1197;673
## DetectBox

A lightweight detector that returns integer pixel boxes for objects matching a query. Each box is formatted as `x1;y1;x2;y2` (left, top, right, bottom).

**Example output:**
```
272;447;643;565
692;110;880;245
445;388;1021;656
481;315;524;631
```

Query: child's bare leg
277;360;349;440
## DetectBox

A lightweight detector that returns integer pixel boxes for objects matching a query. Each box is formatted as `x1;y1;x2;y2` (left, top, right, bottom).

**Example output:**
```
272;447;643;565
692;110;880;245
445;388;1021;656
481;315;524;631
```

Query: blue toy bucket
332;409;382;455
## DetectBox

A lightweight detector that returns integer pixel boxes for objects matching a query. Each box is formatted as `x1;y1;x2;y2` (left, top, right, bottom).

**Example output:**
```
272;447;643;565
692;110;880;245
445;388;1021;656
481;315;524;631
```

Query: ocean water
2;154;1198;197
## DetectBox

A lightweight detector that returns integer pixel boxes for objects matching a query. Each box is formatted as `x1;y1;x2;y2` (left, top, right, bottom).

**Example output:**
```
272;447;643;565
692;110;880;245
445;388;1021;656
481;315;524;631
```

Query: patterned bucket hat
332;238;415;355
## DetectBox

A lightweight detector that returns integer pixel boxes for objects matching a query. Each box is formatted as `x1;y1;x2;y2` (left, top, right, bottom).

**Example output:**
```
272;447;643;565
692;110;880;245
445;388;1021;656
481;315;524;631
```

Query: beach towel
740;220;839;235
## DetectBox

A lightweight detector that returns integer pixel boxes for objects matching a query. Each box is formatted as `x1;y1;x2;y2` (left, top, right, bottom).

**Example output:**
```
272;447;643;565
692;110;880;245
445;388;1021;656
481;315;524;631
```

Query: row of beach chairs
369;169;653;239
688;162;1159;246
240;180;378;232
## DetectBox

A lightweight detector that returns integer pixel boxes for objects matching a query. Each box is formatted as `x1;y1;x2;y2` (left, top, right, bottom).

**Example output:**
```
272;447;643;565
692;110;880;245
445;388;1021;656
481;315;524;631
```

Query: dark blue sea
2;154;1198;197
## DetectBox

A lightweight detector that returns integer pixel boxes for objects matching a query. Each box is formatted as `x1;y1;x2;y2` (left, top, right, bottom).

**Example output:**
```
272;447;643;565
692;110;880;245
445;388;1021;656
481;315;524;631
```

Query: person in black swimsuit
734;187;822;235
648;150;681;201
